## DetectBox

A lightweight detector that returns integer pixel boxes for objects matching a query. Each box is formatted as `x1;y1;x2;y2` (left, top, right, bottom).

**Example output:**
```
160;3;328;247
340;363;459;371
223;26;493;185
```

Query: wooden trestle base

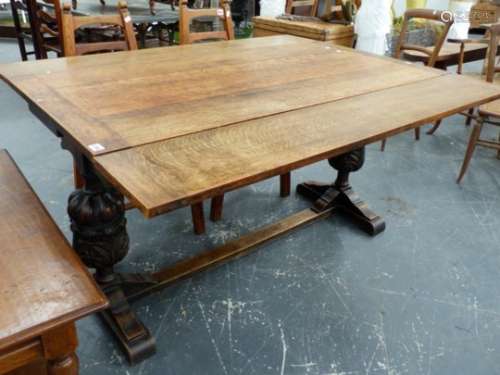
80;147;386;364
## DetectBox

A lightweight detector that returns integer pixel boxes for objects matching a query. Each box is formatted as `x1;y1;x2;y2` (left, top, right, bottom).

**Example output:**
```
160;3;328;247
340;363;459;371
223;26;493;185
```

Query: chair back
36;0;63;55
179;0;234;45
485;23;500;83
61;1;137;56
285;0;319;16
395;9;454;67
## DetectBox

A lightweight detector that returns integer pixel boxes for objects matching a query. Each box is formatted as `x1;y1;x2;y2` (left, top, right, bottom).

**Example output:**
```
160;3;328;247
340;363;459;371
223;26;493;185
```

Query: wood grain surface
2;36;500;219
0;150;107;351
0;36;443;156
94;74;500;217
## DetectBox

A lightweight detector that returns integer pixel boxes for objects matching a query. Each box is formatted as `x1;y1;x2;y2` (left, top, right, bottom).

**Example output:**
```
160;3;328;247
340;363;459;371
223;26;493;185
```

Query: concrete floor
1;38;500;375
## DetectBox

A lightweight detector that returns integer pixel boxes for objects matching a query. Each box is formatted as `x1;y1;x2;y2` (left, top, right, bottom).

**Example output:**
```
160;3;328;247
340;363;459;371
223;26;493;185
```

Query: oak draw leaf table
1;35;499;364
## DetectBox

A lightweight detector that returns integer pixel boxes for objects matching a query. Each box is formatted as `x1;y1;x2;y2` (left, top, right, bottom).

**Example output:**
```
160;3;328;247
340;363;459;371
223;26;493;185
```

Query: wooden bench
0;150;108;375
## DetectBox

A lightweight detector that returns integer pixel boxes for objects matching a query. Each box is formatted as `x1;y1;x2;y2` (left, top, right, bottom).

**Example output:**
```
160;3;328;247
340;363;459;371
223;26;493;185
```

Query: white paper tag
88;143;106;152
226;10;231;17
124;15;131;23
217;8;224;17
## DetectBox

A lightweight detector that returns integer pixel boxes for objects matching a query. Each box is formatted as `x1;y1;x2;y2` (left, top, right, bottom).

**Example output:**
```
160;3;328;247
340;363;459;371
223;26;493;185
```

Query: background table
402;39;495;70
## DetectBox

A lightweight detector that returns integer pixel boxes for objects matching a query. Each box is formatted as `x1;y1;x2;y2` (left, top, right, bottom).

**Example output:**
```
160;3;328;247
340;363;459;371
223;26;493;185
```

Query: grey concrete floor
1;38;500;375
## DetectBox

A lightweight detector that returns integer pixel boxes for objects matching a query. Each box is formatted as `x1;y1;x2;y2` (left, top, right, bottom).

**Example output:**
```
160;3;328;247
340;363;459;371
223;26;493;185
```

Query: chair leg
465;108;474;126
427;119;442;135
414;127;420;141
191;203;206;235
210;195;224;222
380;139;387;151
280;172;291;197
73;161;85;189
457;117;484;184
497;131;500;160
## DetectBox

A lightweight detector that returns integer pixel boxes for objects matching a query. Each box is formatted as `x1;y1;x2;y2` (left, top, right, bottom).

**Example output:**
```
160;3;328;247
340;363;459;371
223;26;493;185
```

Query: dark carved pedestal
297;148;386;236
67;168;156;364
65;147;384;365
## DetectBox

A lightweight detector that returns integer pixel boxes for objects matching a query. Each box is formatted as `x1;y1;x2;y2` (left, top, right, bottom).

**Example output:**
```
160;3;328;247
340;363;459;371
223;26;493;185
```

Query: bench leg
68;167;156;364
44;323;79;375
296;147;385;236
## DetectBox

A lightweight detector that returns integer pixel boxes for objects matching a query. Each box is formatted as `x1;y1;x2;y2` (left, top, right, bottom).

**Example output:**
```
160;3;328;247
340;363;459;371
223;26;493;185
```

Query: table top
0;150;107;351
1;35;500;218
0;36;444;155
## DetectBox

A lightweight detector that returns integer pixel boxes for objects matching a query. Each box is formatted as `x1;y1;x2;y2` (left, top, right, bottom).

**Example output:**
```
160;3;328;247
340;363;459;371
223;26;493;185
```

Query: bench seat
0;149;107;374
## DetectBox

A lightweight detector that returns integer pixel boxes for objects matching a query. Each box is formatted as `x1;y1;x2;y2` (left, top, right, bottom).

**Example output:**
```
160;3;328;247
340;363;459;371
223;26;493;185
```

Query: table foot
100;277;156;364
297;148;385;236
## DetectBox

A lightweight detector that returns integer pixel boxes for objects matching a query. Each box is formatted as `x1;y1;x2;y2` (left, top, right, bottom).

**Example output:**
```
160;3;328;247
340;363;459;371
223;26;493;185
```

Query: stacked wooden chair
9;0;63;60
35;0;64;58
380;9;454;151
456;23;500;183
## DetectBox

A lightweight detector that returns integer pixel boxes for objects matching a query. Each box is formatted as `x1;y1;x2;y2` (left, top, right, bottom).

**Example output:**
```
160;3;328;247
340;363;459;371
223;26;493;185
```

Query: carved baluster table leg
297;148;386;236
67;161;156;364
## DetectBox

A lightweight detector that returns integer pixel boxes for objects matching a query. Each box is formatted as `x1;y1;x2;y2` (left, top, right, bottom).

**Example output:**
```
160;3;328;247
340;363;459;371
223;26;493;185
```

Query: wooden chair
178;0;290;234
0;149;107;375
180;0;231;234
457;22;500;183
380;9;454;151
36;0;64;58
285;0;319;16
9;0;63;60
61;1;137;56
179;0;235;45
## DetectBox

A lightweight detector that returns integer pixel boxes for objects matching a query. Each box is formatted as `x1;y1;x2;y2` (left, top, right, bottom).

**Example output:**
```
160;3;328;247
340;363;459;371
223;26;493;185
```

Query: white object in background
355;0;392;55
447;0;474;39
260;0;287;17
